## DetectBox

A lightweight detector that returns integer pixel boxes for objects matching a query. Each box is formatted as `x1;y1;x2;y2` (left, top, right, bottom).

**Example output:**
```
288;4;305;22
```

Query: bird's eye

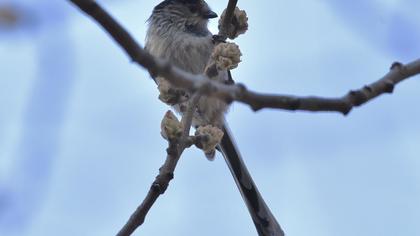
176;0;204;15
188;4;199;14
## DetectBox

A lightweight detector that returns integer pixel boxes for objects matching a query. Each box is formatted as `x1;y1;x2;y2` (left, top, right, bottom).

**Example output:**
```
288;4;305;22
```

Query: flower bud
161;110;183;140
195;125;224;157
211;42;242;70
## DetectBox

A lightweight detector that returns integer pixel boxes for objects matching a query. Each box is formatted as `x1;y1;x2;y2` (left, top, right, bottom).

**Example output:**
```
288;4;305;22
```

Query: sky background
0;0;419;235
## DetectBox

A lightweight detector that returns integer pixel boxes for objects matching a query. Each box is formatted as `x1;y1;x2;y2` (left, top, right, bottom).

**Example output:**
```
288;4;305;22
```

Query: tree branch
116;95;201;236
233;60;420;114
69;0;420;116
181;94;201;137
116;141;180;236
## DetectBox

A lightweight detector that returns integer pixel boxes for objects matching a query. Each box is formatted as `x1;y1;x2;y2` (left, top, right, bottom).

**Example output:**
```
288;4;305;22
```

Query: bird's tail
218;125;284;236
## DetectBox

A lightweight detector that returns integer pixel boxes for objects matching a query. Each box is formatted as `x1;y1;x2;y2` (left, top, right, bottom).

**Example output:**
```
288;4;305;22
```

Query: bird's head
149;0;217;36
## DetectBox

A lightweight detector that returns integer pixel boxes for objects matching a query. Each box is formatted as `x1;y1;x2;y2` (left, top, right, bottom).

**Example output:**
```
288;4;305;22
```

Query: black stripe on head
152;0;216;23
154;0;175;11
179;0;200;3
154;0;200;11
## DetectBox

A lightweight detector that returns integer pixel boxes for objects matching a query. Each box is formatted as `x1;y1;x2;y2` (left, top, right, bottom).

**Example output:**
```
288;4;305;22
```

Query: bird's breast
146;32;214;75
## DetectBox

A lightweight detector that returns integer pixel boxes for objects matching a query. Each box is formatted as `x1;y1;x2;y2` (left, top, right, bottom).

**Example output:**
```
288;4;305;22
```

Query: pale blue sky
1;0;419;235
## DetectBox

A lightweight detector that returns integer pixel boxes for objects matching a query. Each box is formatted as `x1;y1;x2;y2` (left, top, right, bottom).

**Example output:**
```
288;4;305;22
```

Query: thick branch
69;0;420;116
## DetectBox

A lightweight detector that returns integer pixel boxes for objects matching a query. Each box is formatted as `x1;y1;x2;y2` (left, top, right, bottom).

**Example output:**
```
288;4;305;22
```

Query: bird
145;1;284;235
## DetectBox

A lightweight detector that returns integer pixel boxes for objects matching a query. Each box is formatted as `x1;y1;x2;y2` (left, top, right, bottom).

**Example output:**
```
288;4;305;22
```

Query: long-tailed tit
145;1;284;235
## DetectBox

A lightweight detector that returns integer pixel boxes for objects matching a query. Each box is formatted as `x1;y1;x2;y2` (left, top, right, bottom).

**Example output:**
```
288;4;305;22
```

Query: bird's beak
203;10;218;19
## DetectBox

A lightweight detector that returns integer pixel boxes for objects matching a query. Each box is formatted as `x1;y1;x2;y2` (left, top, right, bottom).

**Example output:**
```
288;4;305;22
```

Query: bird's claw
212;34;226;44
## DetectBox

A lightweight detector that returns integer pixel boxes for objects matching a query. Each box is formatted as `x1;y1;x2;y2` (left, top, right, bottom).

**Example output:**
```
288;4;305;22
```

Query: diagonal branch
69;0;420;116
116;140;180;236
116;96;202;236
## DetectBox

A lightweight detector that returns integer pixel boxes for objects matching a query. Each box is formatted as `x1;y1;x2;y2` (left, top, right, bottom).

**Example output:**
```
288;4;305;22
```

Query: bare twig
116;141;181;236
116;86;202;236
230;60;420;114
181;94;201;137
69;0;420;116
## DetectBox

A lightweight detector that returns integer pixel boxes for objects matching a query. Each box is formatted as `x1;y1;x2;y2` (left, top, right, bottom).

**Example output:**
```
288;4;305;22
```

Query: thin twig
68;0;420;116
116;141;180;236
218;0;238;39
233;61;420;114
116;72;203;236
181;94;201;137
